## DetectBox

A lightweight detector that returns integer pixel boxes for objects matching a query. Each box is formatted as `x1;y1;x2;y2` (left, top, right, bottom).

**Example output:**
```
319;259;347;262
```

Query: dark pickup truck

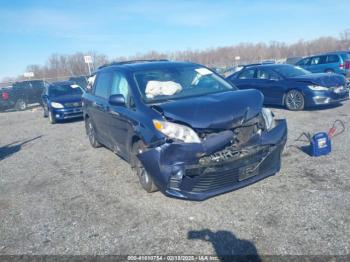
0;80;48;111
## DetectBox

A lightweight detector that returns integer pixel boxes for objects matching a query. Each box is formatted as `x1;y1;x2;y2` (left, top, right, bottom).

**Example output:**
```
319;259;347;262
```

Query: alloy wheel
285;90;304;111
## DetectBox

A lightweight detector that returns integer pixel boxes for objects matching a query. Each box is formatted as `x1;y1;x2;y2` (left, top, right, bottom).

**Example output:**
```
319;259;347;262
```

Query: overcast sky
0;0;349;79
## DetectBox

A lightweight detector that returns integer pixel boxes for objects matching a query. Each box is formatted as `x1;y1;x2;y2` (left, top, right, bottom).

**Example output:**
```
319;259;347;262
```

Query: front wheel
132;141;158;193
285;90;305;111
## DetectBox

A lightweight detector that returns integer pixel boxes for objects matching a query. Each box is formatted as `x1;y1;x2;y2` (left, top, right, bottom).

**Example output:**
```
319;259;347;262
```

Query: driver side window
111;72;130;101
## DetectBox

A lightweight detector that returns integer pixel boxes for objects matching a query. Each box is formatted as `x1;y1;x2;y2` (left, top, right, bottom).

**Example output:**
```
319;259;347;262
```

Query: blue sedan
226;64;349;110
41;81;84;124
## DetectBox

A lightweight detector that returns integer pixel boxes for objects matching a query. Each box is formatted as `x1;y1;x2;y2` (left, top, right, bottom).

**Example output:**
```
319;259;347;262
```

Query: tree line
2;29;350;84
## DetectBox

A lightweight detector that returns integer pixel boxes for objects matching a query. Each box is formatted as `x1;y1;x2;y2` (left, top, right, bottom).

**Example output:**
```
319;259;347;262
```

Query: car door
89;71;113;146
106;72;133;159
253;69;282;104
230;68;256;89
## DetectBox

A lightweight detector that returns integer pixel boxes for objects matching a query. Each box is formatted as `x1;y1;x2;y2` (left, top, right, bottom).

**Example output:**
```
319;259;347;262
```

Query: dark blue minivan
83;60;287;200
42;81;84;124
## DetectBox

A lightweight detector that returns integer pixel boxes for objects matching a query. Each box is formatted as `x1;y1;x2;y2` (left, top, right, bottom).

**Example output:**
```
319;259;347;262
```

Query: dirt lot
0;102;350;257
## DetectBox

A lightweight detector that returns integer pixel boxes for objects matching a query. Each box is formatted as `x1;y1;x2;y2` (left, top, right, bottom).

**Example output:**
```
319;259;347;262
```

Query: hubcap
286;91;303;110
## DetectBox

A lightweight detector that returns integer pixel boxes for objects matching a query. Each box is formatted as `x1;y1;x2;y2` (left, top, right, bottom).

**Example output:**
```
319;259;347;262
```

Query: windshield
49;84;83;97
272;65;311;78
134;66;236;103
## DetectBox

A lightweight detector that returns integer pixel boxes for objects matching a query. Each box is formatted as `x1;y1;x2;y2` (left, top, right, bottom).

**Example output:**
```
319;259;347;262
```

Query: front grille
64;102;82;108
178;146;270;193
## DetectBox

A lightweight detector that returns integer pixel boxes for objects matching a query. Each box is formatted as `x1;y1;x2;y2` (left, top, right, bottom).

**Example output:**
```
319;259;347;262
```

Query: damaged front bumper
137;119;287;201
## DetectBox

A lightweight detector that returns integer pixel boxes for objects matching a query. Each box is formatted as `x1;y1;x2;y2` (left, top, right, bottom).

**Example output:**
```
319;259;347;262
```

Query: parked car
295;51;350;77
68;76;88;90
0;80;47;111
41;81;84;124
83;60;287;200
226;64;349;110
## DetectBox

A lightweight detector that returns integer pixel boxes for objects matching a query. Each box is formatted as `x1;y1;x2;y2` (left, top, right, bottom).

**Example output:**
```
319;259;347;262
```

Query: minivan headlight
262;108;275;131
308;85;328;91
51;102;64;109
153;120;201;143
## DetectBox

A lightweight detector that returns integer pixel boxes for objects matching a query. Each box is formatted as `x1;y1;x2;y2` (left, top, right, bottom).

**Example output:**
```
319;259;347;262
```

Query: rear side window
326;55;340;63
93;72;112;99
238;69;255;79
256;69;281;81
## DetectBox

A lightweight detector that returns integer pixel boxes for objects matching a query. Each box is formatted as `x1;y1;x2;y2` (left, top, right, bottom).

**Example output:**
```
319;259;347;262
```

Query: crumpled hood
152;89;264;129
290;73;346;87
51;94;82;103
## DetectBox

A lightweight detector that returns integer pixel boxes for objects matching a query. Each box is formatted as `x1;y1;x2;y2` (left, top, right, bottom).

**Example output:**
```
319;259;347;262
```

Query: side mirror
109;94;125;107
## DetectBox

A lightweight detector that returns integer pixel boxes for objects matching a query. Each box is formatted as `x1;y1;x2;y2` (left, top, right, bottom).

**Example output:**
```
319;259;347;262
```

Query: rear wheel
85;118;101;148
285;90;305;111
132;141;158;193
15;99;27;111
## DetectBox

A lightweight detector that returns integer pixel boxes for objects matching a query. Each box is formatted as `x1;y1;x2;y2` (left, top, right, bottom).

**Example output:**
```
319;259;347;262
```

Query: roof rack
98;59;169;69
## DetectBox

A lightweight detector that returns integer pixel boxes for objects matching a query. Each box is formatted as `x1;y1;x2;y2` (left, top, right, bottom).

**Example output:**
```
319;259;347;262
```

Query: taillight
339;63;344;69
2;92;9;100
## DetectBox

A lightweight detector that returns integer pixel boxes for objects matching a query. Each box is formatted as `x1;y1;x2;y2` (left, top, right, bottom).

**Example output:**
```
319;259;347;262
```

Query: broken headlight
153;120;201;143
262;108;275;131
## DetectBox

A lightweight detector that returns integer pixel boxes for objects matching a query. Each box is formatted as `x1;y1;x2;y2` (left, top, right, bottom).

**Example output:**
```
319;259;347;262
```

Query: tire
132;141;158;193
43;106;48;118
48;110;56;124
85;118;101;148
15;99;27;111
285;90;305;111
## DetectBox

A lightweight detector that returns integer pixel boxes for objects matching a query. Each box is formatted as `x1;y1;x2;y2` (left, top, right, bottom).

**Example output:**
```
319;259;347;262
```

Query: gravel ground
0;102;350;257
